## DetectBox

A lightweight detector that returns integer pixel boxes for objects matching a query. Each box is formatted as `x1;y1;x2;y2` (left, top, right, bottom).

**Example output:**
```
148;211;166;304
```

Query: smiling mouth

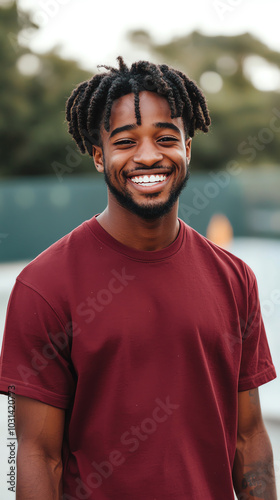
130;173;170;187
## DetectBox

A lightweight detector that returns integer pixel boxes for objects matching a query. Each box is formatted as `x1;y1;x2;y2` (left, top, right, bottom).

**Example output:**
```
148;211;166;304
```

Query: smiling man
93;90;192;249
0;57;277;500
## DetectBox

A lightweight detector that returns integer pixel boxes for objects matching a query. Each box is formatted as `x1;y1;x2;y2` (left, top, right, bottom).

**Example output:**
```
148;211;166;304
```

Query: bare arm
232;388;277;499
15;395;65;500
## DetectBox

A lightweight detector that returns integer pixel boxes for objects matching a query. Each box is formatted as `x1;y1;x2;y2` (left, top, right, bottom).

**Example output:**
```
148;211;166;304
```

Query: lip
127;172;172;193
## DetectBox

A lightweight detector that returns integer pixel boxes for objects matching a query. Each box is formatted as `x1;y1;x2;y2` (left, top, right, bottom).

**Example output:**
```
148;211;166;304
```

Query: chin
104;168;190;220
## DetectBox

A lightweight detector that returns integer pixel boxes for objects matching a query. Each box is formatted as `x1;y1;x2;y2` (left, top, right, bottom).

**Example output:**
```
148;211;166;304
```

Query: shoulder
181;219;256;293
16;217;94;294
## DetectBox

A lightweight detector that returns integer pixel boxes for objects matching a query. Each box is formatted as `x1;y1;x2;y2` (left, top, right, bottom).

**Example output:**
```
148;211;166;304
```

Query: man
0;57;277;499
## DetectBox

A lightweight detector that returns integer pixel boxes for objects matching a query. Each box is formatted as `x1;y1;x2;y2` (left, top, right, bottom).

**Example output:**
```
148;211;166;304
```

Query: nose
133;139;163;167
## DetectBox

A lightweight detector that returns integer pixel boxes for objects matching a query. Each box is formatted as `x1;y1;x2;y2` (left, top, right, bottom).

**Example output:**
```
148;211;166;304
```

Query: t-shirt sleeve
238;265;277;392
0;279;76;409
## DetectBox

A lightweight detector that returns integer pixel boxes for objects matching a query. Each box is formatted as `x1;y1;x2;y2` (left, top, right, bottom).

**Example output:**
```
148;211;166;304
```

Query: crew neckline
86;215;186;262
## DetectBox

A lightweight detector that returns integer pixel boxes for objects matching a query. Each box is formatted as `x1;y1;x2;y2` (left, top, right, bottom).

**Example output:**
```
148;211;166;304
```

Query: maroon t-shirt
0;216;276;499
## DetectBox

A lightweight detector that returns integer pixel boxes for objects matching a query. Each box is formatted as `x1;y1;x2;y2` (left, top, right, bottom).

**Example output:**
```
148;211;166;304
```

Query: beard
103;161;190;221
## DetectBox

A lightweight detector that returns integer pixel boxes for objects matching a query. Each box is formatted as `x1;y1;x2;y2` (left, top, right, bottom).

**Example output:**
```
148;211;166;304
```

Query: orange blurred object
206;213;234;248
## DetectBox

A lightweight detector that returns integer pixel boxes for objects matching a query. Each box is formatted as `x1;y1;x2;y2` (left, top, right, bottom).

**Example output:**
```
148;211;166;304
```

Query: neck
96;197;180;252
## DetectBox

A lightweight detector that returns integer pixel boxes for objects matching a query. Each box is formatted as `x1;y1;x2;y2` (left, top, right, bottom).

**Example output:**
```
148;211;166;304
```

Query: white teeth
140;182;158;186
130;174;168;184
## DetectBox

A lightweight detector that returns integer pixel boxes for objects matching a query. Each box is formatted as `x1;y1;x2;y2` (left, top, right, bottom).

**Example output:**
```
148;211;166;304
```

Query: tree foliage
0;1;93;177
1;2;280;177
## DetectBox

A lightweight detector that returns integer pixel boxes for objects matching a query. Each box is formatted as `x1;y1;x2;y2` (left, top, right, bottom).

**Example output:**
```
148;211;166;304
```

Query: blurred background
0;0;279;497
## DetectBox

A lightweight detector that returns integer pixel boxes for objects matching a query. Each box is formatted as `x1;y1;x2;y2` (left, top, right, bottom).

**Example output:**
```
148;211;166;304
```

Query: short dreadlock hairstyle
66;56;211;156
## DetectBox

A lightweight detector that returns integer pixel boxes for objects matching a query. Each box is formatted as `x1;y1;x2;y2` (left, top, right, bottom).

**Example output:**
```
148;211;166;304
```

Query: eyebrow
109;124;138;139
153;122;181;134
109;121;181;139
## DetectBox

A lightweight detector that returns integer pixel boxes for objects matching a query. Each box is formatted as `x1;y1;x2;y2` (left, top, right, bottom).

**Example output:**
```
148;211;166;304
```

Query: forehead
108;91;184;131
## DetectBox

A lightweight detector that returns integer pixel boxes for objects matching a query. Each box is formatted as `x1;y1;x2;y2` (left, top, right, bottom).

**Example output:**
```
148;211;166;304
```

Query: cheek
177;145;187;160
106;147;132;165
169;143;186;160
172;149;187;170
103;156;128;182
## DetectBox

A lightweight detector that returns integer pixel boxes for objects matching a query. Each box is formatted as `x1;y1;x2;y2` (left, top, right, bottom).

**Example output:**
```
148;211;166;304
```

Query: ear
92;145;104;173
185;138;192;164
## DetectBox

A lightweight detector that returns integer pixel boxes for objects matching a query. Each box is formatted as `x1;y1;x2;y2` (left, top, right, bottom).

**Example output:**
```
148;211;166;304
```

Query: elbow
16;439;63;477
236;419;267;446
235;423;274;461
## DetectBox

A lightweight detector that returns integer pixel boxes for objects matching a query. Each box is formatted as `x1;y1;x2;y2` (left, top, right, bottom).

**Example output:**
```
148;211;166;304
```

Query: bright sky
14;0;280;71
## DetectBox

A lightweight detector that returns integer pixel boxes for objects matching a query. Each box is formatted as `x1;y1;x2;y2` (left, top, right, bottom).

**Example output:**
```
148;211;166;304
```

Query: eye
158;136;179;143
114;139;135;146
